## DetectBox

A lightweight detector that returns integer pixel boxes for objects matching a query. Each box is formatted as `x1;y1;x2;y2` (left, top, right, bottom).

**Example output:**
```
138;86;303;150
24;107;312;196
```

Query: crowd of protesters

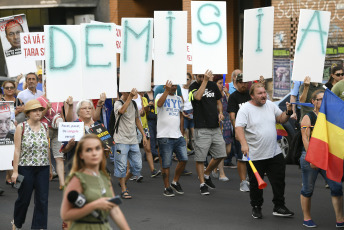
1;64;344;229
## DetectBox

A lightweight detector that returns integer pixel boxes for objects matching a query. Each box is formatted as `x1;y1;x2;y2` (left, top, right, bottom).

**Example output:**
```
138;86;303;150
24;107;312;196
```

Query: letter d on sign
49;26;76;71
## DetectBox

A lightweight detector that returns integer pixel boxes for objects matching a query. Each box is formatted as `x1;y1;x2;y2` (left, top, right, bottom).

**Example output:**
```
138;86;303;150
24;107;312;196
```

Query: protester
189;70;226;195
156;81;188;197
181;73;194;152
228;69;242;94
299;76;323;120
113;88;147;199
60;134;130;230
212;75;232;181
290;80;303;123
299;89;344;228
11;99;52;229
236;82;294;219
332;77;344;101
227;73;250;192
325;65;343;91
17;73;44;104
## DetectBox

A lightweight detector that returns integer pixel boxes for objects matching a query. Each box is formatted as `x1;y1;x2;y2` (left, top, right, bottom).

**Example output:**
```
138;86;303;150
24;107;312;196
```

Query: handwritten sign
154;11;187;85
116;25;122;53
0;14;36;77
243;7;274;82
191;1;227;74
187;43;192;65
20;32;45;60
119;18;153;92
292;10;331;82
58;122;85;142
45;24;117;102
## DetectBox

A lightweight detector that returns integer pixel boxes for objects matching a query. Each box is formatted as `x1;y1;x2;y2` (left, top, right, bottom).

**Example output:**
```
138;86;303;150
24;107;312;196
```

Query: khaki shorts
49;128;64;158
194;128;226;162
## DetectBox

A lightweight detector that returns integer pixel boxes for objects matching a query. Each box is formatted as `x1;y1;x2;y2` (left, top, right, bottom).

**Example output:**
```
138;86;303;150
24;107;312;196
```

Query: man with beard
235;83;294;219
17;73;44;104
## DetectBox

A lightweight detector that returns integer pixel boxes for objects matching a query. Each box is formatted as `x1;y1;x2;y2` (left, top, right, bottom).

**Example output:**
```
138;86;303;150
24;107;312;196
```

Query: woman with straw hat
11;99;52;230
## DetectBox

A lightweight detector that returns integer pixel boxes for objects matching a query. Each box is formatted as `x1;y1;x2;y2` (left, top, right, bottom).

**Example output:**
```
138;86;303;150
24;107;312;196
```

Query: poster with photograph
273;59;291;99
0;101;15;146
0;14;37;77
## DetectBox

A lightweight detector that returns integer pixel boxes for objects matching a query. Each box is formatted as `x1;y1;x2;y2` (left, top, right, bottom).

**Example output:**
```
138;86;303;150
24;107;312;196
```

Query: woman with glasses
300;89;344;228
325;66;344;90
1;81;24;186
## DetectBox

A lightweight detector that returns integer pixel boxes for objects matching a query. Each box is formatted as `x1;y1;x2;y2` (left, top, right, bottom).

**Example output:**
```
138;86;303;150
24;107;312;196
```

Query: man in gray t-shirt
235;83;294;219
113;88;147;199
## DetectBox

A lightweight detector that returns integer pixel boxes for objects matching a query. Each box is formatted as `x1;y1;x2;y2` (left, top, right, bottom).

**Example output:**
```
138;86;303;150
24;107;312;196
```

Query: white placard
80;23;117;100
292;10;331;83
154;11;187;86
0;14;36;77
191;1;227;74
243;7;274;82
45;25;83;102
20;32;45;60
187;43;192;65
0;145;14;170
120;18;153;92
58;122;85;142
45;24;117;102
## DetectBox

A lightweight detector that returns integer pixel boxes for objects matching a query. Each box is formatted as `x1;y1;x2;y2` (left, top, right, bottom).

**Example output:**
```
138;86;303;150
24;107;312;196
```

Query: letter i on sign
166;11;175;55
256;9;264;53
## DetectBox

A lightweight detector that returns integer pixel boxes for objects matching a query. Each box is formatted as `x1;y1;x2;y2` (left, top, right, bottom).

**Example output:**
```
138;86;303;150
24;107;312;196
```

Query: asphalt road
0;154;340;230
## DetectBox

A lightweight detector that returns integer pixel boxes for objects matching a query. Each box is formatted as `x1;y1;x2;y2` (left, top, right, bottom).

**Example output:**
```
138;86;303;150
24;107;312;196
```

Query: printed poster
273;59;291;99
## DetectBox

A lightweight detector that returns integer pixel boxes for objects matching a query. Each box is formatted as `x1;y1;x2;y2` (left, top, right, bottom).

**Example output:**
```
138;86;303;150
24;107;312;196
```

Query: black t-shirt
189;81;222;128
227;90;251;117
325;81;333;91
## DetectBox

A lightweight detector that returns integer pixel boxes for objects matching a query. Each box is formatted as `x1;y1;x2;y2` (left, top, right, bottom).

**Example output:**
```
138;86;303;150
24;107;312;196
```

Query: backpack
108;100;138;137
289;112;317;164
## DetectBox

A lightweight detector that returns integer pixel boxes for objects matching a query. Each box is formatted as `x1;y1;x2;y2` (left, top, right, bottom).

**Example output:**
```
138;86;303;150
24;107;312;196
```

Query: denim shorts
300;151;342;197
157;136;188;168
183;109;194;130
114;143;142;178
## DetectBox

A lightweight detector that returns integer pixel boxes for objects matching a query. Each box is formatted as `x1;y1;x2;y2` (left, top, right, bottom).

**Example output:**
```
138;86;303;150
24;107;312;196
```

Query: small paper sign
58;122;84;142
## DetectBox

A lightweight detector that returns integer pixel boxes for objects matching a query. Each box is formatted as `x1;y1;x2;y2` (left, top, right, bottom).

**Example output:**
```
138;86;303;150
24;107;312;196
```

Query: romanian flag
276;123;288;137
306;89;344;182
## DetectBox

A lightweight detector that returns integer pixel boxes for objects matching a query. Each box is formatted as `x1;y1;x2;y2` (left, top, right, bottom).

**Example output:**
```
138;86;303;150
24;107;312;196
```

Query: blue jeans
14;166;50;229
114;143;142;178
300;152;343;197
148;119;158;157
158;137;188;168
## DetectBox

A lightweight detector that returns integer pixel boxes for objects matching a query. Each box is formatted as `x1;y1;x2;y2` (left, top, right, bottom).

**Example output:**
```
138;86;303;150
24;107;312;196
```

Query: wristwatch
286;110;293;116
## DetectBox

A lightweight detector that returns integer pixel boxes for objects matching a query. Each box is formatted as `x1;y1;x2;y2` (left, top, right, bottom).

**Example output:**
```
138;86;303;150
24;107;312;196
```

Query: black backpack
108;100;138;137
290;111;317;164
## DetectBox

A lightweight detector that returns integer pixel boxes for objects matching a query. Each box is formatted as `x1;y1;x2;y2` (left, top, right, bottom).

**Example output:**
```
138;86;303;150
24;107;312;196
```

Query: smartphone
108;195;122;205
13;174;24;189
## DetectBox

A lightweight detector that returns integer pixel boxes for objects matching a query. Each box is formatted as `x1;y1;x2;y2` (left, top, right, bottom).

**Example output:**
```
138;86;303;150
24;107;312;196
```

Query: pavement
0;154;340;230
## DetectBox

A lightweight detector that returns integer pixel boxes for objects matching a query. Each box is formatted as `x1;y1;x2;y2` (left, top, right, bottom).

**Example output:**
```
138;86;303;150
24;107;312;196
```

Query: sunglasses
315;98;323;101
335;73;344;76
4;87;15;90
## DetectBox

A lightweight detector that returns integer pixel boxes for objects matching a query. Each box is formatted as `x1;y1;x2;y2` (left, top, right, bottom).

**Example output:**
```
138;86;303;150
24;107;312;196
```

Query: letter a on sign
292;10;331;82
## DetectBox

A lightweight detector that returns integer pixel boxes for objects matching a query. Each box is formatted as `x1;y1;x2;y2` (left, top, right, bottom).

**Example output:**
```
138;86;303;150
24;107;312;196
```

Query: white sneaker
240;180;250;192
219;176;229;182
211;171;219;179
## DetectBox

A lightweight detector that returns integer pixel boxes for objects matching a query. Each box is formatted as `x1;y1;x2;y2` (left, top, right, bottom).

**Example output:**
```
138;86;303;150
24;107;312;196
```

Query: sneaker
200;184;210;195
136;175;143;182
303;220;317;228
240;180;250;192
151;169;161;178
272;206;294;217
153;156;159;163
171;182;184;194
187;150;195;156
252;206;263;219
129;176;137;181
163;187;175;197
336;222;344;228
182;170;192;176
219;176;229;182
211;171;219;179
204;177;216;189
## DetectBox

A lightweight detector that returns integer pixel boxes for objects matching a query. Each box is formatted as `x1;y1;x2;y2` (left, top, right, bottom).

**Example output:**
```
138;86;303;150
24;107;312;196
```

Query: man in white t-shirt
156;80;188;197
235;83;294;219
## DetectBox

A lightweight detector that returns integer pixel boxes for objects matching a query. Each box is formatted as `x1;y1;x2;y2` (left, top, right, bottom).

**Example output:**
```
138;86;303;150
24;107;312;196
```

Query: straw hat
24;99;44;115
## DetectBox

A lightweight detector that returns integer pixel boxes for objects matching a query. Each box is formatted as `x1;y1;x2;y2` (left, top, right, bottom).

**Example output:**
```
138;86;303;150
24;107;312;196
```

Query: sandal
121;190;132;199
6;180;13;185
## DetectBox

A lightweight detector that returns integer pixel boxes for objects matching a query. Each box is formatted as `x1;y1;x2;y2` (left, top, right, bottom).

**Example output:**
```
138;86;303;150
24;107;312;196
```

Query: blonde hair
69;134;109;178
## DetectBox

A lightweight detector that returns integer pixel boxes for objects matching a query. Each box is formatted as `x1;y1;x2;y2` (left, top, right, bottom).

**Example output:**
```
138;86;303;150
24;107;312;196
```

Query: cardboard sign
20;32;45;60
0;14;36;77
119;18;153;92
58;122;85;142
187;43;192;65
45;24;117;102
191;1;227;74
243;7;274;82
292;10;331;83
154;11;187;86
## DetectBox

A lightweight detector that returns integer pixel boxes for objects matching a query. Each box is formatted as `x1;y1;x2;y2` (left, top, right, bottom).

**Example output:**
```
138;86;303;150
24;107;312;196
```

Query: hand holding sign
129;88;138;98
165;80;173;92
304;76;311;86
204;69;213;82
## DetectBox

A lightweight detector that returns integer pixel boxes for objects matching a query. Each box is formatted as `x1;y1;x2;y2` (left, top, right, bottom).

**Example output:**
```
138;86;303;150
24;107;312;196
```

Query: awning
0;0;98;9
